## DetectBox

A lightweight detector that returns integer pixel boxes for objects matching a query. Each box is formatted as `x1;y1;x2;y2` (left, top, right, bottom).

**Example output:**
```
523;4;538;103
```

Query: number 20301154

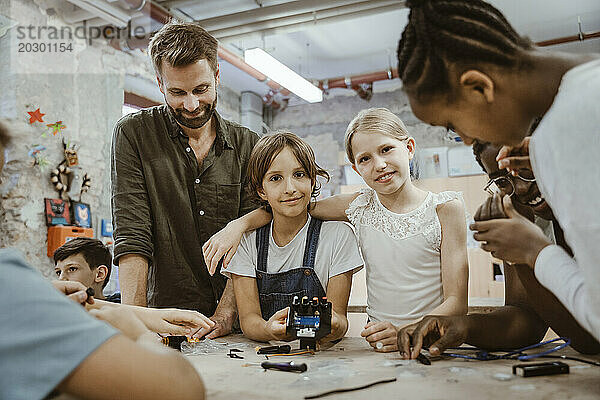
18;42;73;53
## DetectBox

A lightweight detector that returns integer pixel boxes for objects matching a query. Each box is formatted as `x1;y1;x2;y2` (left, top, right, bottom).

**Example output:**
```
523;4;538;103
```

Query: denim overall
255;218;327;320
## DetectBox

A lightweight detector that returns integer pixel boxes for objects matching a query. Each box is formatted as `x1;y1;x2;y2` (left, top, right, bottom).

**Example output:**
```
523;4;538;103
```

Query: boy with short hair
54;237;121;302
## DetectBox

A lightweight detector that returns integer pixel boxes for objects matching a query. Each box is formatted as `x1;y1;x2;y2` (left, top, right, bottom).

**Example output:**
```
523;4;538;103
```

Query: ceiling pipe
62;8;96;24
110;34;291;97
99;1;600;107
65;0;132;27
536;30;600;46
196;0;400;33
120;0;171;24
107;0;290;102
168;0;369;21
317;30;600;97
215;3;404;42
319;68;398;91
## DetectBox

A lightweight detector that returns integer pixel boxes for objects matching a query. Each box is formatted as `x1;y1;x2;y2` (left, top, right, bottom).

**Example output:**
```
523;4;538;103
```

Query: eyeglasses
483;169;536;196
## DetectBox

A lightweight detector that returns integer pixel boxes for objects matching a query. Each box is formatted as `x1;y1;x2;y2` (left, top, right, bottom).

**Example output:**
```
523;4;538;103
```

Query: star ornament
27;108;45;124
47;121;66;136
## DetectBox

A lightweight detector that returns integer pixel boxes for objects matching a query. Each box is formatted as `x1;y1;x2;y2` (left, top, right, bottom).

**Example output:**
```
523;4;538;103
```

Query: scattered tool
228;349;244;359
256;345;292;355
161;335;188;351
513;361;569;377
261;361;307;373
416;352;431;365
265;349;314;358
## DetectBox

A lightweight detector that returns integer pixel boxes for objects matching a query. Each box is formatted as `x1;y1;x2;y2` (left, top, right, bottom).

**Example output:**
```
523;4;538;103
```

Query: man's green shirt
111;106;259;314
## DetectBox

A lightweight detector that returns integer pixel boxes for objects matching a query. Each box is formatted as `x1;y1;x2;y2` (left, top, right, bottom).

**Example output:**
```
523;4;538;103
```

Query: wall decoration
101;219;113;238
44;198;71;226
50;159;72;199
50;139;78;199
48;138;92;217
46;121;66;136
78;173;91;201
27;108;45;124
72;202;92;228
416;147;449;179
28;144;49;169
64;140;78;167
447;146;485;177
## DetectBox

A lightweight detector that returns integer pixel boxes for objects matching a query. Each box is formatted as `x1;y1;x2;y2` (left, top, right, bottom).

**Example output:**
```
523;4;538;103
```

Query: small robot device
286;295;332;350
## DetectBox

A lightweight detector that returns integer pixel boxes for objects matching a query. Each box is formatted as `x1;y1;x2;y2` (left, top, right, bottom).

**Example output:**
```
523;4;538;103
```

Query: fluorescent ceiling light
244;48;323;104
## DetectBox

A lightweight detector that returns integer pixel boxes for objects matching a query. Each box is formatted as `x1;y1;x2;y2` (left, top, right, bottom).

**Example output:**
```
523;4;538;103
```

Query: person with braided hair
395;0;600;354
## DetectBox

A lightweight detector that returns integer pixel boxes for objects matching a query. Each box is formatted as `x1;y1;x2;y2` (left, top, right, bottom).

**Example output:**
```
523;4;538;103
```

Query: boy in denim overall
222;132;363;342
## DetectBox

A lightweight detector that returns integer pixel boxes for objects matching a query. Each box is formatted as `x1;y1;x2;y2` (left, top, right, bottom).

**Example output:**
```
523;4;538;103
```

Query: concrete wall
0;0;241;275
271;89;460;195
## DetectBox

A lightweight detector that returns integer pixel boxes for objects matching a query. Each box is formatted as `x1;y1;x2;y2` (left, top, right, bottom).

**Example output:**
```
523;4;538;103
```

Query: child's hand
89;307;150;341
320;311;348;344
202;221;245;275
496;137;531;175
470;196;551;267
361;321;399;352
51;280;94;306
265;307;291;341
138;308;215;337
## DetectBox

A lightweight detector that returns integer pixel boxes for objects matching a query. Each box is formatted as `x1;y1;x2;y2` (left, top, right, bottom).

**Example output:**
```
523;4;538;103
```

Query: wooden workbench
186;335;600;399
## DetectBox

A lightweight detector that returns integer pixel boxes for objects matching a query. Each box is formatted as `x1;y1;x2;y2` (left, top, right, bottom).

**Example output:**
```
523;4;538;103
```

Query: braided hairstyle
397;0;533;99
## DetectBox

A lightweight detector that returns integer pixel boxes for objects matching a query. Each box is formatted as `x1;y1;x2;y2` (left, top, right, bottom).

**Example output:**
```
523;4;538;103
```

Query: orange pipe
536;30;600;47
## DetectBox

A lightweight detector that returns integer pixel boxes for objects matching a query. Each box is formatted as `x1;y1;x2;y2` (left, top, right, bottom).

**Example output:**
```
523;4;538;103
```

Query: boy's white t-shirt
223;216;364;291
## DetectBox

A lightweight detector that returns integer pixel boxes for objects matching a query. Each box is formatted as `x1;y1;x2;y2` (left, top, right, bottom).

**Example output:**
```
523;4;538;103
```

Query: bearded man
111;21;259;339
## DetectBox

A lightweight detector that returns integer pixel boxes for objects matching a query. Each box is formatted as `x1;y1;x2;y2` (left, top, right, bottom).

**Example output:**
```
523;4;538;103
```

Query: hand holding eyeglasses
470;195;551;267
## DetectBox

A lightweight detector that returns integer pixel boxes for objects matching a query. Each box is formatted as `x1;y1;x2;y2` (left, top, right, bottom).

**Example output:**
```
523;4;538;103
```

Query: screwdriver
261;361;307;373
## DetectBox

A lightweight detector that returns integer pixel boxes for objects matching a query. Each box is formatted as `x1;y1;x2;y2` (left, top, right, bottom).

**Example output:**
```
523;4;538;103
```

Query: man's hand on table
397;315;469;359
195;309;236;339
52;280;94;306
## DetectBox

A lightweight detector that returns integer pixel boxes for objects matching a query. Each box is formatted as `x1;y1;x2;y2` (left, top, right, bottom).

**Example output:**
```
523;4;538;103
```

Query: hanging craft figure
49;139;90;201
28;144;49;169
